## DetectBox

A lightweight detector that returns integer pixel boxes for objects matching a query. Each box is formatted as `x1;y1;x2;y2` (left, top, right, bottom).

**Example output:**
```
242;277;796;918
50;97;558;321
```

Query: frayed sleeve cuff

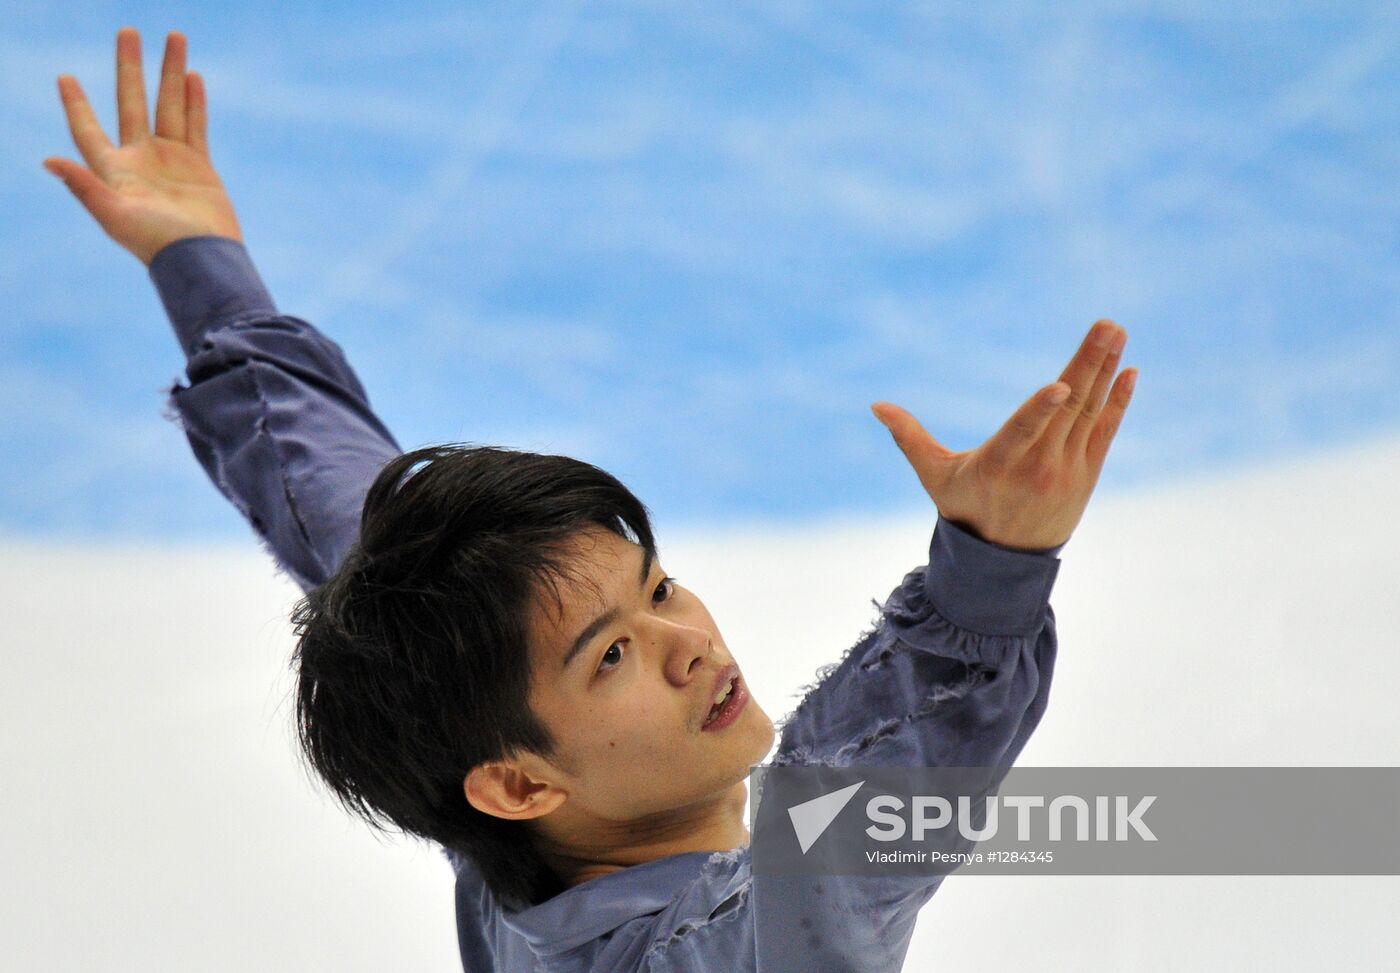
148;235;278;358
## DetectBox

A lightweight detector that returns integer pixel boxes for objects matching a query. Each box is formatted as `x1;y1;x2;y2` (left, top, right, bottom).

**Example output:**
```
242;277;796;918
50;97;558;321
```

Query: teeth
706;678;736;723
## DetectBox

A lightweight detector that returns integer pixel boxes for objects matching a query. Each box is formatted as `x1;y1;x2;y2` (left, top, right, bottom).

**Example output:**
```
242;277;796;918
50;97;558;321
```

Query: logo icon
787;780;865;853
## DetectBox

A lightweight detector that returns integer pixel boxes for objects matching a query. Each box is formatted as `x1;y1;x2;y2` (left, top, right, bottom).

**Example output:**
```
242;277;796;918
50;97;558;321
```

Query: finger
1064;327;1127;453
980;381;1072;473
154;31;187;142
871;401;954;494
1041;320;1124;452
43;156;124;226
116;26;151;144
1086;368;1138;468
56;74;115;171
872;401;953;459
186;71;208;156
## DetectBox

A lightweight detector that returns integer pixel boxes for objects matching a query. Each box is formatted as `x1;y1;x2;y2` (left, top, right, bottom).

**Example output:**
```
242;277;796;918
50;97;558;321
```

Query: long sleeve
150;235;402;591
771;515;1061;772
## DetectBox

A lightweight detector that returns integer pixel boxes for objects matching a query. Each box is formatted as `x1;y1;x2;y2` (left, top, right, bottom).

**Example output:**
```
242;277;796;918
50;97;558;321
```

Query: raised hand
872;320;1137;551
43;27;243;265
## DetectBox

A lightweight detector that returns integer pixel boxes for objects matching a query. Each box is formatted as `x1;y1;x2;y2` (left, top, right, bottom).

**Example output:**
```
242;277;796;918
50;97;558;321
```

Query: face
518;525;775;825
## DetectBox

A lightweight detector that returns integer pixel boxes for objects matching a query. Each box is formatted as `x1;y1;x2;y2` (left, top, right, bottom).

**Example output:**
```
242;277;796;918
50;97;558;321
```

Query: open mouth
702;673;748;731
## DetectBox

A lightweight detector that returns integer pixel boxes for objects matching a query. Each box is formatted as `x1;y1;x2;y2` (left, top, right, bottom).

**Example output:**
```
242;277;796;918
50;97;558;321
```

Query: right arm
152;235;401;589
46;28;400;589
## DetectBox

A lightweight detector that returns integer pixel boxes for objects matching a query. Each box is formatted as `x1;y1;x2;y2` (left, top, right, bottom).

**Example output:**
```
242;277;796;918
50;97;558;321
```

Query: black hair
289;443;657;909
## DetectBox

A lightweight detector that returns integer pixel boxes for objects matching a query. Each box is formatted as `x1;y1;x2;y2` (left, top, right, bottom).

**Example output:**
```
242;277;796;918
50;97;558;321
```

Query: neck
531;779;751;889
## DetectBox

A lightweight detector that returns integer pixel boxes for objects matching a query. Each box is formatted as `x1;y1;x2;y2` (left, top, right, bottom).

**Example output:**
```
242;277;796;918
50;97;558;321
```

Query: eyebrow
560;546;656;672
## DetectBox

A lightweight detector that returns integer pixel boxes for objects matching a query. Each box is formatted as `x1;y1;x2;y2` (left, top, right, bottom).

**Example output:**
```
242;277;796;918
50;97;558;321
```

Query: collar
500;851;716;956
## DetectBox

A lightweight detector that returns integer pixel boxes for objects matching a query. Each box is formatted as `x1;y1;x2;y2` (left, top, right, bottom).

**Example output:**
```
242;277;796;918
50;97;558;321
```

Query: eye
597;642;624;672
654;576;678;605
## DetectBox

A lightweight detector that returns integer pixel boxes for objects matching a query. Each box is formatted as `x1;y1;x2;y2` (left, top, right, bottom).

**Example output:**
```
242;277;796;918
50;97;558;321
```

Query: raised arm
778;322;1134;968
46;28;401;589
773;320;1134;762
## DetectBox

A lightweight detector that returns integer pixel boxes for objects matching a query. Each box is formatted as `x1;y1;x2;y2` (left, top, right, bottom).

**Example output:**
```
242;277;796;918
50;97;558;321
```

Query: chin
743;709;777;766
756;720;777;762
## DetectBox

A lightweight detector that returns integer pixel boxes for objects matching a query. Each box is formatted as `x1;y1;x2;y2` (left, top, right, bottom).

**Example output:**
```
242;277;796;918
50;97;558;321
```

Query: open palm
44;28;242;265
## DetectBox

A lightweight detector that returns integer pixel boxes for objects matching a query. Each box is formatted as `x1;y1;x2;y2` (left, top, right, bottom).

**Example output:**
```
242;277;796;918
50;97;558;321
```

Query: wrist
148;235;276;356
143;231;242;267
944;517;1068;556
924;517;1063;636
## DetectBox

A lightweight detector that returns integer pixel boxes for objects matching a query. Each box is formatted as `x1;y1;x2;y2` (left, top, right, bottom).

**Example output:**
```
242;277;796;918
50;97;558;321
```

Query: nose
657;616;713;686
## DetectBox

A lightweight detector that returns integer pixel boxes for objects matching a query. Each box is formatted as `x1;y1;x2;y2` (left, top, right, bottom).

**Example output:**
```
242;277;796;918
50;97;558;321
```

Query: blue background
5;1;1399;539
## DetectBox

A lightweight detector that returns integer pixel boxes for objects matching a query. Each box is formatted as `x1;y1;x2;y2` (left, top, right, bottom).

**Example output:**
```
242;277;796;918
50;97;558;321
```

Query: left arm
668;321;1134;972
872;318;1136;552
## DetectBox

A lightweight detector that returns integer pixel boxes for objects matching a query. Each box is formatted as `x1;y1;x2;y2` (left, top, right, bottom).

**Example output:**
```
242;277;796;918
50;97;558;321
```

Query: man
45;27;1136;971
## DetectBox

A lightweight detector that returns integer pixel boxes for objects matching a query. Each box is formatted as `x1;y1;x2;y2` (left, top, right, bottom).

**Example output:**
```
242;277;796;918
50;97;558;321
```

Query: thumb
871;400;956;476
43;157;121;226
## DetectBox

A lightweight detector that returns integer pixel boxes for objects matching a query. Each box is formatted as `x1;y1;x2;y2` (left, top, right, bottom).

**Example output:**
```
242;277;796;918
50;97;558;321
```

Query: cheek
567;699;692;810
575;691;680;763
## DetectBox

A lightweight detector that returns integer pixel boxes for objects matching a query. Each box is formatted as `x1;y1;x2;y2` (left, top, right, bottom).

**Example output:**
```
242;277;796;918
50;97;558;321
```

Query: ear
464;759;568;820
